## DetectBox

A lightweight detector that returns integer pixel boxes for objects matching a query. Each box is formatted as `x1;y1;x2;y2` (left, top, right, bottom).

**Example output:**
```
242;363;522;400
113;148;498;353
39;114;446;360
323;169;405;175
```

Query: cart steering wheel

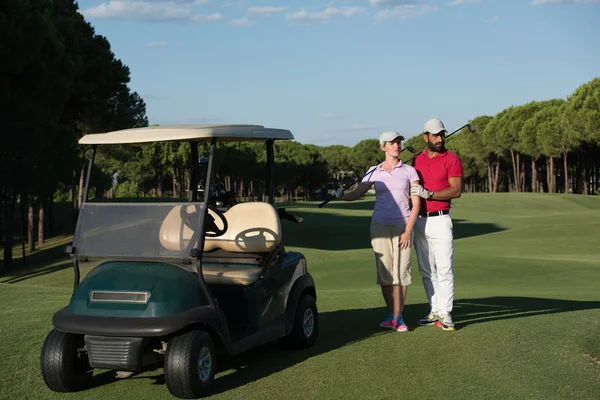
205;205;228;237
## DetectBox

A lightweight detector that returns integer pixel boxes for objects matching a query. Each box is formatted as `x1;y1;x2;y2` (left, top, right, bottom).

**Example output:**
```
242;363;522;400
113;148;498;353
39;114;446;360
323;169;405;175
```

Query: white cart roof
79;124;294;145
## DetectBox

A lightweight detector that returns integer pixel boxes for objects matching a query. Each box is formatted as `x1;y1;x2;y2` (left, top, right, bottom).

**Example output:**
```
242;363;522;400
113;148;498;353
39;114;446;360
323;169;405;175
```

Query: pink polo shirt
361;160;420;226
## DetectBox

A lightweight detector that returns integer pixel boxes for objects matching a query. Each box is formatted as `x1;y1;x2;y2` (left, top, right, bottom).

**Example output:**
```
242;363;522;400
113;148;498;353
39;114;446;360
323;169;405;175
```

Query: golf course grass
1;193;599;399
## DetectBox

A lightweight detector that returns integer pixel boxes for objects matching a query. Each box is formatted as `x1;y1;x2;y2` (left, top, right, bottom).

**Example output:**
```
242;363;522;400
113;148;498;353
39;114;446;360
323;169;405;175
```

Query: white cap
424;118;446;134
379;130;405;145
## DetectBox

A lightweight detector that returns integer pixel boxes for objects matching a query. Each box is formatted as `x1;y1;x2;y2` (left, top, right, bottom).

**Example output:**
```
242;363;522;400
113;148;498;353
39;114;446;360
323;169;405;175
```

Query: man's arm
429;176;462;200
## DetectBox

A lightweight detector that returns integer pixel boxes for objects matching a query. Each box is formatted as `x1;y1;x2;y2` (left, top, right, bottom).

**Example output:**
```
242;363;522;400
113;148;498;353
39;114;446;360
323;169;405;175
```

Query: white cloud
532;0;600;4
229;17;255;26
447;0;482;5
286;7;363;24
374;4;437;21
247;6;286;16
369;0;418;7
485;15;499;22
81;1;222;23
146;41;168;47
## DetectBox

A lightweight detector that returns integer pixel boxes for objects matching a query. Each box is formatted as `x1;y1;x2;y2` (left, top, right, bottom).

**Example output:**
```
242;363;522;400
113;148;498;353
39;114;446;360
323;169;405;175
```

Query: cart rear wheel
164;330;216;399
40;329;93;392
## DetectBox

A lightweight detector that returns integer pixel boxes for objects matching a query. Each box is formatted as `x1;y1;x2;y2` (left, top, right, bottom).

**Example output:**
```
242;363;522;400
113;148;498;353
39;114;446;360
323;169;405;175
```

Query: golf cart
40;124;318;399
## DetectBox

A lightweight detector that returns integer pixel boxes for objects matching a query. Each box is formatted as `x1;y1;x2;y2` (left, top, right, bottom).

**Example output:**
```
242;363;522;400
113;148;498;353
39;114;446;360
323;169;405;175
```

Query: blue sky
78;0;600;146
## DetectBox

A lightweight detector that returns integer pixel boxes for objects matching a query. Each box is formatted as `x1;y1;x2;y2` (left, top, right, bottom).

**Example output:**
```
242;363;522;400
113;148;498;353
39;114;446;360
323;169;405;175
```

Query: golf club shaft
445;124;471;139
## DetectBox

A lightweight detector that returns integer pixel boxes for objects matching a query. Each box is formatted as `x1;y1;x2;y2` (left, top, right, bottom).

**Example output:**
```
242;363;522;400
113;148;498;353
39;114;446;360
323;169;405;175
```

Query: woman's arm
340;182;373;201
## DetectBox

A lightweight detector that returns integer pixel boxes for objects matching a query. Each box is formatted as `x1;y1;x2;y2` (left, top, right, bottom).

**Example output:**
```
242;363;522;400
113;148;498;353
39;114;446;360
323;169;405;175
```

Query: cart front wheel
164;330;216;399
40;329;93;392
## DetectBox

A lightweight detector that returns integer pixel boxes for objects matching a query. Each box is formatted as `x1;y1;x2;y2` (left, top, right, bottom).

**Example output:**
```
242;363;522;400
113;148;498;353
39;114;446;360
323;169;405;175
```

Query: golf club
445;123;476;139
318;145;416;208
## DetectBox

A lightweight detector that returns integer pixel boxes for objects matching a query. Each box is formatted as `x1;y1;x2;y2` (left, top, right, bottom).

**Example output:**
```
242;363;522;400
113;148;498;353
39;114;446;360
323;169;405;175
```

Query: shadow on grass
452;296;600;329
1;235;71;273
211;307;389;395
281;211;505;251
0;261;72;284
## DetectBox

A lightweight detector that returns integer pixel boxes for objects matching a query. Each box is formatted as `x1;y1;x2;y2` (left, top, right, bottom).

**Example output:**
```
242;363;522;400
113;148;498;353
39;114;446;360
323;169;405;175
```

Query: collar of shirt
419;149;449;159
376;160;404;171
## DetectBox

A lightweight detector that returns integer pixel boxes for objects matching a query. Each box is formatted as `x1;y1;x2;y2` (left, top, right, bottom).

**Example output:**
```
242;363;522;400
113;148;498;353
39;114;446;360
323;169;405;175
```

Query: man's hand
399;231;411;250
333;188;344;198
410;184;430;199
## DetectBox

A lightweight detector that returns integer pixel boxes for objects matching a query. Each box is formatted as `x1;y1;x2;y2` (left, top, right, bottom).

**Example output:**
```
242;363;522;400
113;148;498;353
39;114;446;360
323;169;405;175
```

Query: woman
334;130;421;332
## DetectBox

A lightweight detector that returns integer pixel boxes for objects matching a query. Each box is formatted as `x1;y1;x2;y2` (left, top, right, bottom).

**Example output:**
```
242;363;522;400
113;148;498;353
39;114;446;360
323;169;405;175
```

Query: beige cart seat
159;202;282;285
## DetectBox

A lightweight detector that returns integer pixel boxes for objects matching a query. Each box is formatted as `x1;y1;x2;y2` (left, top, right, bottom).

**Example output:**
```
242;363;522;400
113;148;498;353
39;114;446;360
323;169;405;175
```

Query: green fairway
1;193;599;400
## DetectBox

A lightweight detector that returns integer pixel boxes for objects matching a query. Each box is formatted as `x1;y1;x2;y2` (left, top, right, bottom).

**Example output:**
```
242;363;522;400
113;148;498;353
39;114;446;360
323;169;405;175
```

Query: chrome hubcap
303;308;314;337
197;346;211;382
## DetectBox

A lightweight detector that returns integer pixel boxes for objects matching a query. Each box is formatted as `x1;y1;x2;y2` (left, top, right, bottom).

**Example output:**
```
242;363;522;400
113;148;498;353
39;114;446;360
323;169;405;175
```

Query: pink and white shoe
392;317;409;332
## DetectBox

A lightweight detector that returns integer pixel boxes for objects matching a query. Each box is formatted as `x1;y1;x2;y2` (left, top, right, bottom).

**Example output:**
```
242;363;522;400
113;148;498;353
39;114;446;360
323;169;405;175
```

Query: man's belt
419;210;450;217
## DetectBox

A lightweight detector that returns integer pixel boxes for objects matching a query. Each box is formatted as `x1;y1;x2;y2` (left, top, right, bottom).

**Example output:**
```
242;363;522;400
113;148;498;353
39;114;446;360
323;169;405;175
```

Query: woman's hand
399;231;411;250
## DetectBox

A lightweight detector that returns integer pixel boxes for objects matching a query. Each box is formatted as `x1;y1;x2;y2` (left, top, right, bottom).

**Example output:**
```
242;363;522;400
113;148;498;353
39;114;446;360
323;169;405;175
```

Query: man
410;118;463;331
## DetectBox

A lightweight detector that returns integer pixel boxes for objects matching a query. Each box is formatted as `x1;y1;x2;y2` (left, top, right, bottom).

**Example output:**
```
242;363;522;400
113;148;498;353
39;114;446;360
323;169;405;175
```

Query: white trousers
414;214;455;314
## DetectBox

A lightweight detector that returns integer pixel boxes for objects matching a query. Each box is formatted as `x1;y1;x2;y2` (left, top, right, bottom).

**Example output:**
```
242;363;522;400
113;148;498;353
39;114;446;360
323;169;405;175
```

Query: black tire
164;330;216;399
40;329;93;392
284;293;318;349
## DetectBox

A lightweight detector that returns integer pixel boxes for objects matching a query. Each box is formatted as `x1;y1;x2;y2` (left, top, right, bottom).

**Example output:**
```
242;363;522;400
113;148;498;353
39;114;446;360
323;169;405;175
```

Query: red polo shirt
412;149;463;212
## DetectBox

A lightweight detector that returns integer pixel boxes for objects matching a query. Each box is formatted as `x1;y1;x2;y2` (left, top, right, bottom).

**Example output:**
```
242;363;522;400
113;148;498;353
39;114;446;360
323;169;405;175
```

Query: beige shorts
370;221;412;286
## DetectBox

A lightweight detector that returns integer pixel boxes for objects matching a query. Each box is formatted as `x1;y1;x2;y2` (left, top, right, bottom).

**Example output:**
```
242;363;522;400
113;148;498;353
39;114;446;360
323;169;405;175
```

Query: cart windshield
72;202;206;261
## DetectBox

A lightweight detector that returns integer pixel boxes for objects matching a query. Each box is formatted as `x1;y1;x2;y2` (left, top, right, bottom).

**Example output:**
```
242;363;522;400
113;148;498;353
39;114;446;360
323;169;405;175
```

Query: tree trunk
547;157;556;193
28;201;35;252
238;177;244;201
563;152;569;194
78;163;85;208
48;197;55;236
185;169;190;197
493;159;500;193
0;187;4;245
157;171;163;197
38;198;44;245
581;154;589;195
546;157;552;193
531;157;538;193
510;150;518;192
519;157;525;192
593;163;596;194
487;159;493;193
172;168;179;198
2;190;17;271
